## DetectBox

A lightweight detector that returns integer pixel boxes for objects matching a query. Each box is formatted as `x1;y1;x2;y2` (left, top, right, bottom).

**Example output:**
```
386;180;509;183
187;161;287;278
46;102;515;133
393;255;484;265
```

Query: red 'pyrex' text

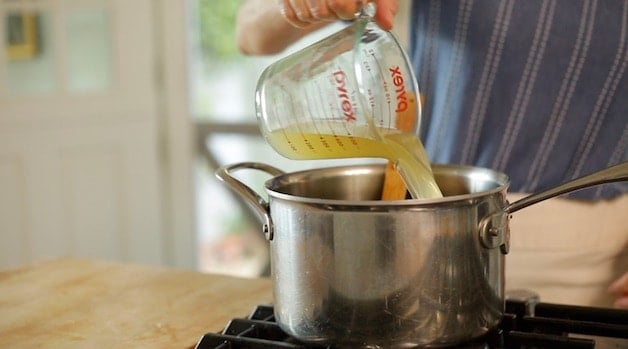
332;70;356;121
390;66;408;113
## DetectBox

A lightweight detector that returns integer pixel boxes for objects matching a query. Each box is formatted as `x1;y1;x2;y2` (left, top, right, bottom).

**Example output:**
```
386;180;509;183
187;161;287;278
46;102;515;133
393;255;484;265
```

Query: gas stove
195;296;628;349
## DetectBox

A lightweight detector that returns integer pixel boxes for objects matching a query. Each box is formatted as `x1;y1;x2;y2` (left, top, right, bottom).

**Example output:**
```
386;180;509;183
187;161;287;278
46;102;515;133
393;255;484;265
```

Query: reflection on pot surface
272;204;503;347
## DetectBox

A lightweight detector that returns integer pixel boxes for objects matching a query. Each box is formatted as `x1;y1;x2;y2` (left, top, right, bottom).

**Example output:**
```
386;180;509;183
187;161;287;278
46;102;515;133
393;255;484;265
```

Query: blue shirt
409;0;627;199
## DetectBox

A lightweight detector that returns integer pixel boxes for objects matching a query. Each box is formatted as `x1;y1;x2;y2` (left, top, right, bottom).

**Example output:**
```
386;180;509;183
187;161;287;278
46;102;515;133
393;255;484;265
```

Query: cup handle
215;162;285;241
356;1;376;18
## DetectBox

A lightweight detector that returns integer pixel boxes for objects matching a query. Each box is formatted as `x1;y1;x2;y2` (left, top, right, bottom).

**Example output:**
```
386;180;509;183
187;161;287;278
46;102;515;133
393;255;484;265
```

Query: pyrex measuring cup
255;8;441;198
256;12;419;156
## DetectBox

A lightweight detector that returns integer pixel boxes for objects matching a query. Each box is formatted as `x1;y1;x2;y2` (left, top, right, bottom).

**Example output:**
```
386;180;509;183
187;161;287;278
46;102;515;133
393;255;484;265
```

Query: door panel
0;0;184;269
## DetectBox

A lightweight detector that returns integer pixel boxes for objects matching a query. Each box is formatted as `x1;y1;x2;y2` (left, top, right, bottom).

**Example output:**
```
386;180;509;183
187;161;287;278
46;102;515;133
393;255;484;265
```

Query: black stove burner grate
196;305;313;349
195;301;628;349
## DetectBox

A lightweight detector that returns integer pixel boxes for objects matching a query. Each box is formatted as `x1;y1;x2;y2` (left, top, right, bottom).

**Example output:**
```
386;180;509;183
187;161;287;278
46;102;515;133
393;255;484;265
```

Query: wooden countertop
0;258;273;348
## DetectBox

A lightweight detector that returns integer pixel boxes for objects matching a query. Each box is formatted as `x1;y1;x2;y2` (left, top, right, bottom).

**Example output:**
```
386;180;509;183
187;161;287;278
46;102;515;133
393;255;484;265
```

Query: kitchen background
0;0;408;277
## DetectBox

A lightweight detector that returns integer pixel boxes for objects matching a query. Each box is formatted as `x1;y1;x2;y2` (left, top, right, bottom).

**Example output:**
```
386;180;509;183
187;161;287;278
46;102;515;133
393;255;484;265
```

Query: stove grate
195;300;628;349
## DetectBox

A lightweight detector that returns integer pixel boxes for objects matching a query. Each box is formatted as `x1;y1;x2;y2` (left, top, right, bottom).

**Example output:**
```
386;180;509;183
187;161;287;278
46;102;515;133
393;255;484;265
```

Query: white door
0;0;195;269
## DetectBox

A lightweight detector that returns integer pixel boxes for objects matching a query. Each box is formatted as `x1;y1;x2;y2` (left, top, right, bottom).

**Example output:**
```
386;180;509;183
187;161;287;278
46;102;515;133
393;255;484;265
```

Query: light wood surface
0;258;273;349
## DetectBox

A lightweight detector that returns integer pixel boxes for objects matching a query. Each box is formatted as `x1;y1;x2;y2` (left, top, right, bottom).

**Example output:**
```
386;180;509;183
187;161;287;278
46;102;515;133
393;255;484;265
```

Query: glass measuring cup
255;9;442;199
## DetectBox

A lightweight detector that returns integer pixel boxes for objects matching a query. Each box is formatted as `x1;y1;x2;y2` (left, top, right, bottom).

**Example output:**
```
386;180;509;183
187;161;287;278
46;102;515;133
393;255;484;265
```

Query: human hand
608;272;628;309
276;0;398;31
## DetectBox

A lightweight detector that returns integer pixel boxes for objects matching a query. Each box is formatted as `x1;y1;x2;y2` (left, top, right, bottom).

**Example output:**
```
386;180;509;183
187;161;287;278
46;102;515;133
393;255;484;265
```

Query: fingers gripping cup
255;6;442;199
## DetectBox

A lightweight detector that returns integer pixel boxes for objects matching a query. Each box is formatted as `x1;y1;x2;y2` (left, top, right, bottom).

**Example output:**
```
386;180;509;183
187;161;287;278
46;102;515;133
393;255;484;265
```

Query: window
190;0;361;277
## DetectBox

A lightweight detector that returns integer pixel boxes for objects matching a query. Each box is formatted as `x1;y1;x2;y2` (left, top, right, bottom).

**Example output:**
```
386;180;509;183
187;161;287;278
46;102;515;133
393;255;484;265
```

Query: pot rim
264;163;510;207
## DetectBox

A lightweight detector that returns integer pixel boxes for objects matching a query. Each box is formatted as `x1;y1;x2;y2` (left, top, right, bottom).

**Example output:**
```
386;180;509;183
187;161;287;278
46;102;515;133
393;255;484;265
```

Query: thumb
372;0;398;30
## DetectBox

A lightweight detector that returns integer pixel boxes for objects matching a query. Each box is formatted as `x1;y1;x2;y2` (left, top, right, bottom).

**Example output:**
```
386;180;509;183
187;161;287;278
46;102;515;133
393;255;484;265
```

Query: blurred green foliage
197;0;244;61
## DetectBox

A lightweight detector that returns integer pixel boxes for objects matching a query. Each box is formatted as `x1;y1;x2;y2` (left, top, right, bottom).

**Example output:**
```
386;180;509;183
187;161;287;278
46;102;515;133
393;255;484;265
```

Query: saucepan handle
479;162;627;253
215;162;285;241
505;161;628;214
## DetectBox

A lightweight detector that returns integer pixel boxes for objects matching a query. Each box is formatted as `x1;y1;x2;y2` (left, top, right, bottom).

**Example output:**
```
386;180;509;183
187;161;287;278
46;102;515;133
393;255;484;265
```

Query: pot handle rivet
479;212;510;254
262;223;273;241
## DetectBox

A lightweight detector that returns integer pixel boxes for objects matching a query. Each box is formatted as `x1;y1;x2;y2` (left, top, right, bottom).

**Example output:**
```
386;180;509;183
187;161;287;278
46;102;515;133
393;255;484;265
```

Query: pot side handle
505;161;628;214
215;162;285;241
480;162;627;254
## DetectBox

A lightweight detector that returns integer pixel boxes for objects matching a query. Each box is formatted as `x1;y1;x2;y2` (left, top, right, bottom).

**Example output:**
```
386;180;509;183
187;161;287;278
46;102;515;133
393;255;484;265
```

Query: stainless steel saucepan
215;161;627;348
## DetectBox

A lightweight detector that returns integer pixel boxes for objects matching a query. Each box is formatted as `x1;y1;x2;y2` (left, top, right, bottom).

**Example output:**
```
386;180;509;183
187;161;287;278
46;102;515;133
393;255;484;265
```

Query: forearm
236;0;326;55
